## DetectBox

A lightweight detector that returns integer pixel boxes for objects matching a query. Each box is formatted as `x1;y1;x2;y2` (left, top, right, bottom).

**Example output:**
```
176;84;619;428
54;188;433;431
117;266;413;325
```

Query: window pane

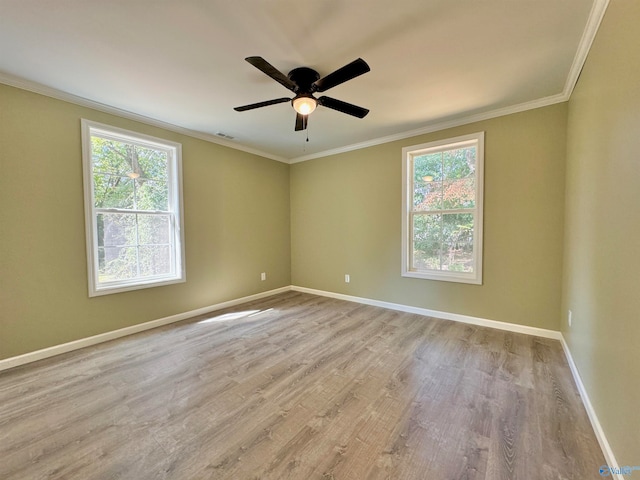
440;213;474;272
414;178;443;211
413;153;442;211
93;174;134;209
92;138;138;177
136;179;169;211
139;245;172;277
98;246;138;282
413;152;443;183
136;146;168;181
443;146;475;179
137;214;171;245
442;177;475;209
98;213;136;247
412;214;442;271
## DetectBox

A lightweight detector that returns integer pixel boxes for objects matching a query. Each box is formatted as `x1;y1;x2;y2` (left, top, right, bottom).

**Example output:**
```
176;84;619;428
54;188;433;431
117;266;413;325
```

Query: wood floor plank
0;292;606;479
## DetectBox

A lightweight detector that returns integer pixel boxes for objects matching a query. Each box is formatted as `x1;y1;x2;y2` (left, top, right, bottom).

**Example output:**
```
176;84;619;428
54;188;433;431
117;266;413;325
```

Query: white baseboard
2;285;561;373
560;336;623;480
293;286;620;477
291;285;562;340
2;283;618;476
0;286;290;372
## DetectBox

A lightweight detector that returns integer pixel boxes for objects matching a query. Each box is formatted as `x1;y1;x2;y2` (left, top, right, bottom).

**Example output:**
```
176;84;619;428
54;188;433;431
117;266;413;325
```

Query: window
402;132;484;284
81;120;185;296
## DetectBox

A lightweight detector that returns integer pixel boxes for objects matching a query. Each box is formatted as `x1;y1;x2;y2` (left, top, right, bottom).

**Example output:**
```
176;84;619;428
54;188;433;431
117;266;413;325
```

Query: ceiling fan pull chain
302;122;310;152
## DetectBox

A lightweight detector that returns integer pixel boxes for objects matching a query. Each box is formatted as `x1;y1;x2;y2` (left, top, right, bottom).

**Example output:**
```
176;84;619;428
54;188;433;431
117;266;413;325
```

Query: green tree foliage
411;147;476;272
92;138;168;210
91;136;172;282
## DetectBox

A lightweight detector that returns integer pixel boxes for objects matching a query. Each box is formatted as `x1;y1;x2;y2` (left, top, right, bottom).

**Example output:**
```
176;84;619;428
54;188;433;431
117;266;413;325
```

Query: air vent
216;132;235;140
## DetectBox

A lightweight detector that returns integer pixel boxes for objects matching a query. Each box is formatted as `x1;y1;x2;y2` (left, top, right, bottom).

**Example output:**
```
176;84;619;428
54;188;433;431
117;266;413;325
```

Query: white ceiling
0;0;607;162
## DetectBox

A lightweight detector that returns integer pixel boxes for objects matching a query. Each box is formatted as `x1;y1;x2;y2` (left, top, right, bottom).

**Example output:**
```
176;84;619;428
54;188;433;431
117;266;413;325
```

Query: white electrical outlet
261;272;266;281
568;310;572;327
345;274;350;283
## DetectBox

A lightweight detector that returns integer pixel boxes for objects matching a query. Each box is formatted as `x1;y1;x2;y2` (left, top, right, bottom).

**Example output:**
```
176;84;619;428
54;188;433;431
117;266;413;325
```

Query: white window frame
81;119;186;296
401;132;484;285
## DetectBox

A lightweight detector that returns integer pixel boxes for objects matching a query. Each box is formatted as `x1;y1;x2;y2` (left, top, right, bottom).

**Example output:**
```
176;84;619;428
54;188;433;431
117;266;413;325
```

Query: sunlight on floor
198;308;274;324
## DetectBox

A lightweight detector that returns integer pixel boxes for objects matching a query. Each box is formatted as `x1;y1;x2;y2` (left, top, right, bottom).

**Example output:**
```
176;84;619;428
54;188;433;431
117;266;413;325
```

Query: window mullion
411;208;475;215
439;213;443;271
95;208;170;215
408;211;414;271
135;213;141;278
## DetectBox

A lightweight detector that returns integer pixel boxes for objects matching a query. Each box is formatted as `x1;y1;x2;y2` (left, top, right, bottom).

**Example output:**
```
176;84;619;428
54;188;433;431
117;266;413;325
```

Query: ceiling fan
234;56;370;131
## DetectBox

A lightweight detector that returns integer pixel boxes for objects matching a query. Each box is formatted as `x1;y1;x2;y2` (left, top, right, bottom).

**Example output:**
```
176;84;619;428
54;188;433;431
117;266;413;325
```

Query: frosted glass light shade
292;96;317;115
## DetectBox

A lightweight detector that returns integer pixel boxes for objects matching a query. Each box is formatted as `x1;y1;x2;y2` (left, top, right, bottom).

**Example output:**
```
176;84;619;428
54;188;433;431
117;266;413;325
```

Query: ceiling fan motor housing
287;67;320;93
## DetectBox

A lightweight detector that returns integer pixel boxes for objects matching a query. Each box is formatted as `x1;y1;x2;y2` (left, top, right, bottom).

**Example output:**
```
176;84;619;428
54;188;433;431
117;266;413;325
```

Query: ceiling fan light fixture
292;96;317;115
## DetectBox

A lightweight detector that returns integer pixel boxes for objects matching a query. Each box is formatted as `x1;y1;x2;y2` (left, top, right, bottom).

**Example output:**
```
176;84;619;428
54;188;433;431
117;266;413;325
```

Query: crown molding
289;0;609;164
0;72;289;164
2;69;567;165
289;92;568;163
562;0;610;98
1;0;608;166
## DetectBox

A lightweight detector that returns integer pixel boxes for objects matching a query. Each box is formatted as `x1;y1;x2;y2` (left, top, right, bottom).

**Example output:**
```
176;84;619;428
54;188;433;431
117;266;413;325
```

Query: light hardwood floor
0;292;605;479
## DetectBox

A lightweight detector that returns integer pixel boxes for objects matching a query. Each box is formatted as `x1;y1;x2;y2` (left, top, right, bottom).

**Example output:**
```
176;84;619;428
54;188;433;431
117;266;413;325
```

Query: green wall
0;84;291;359
562;0;640;464
291;104;568;330
2;4;638;463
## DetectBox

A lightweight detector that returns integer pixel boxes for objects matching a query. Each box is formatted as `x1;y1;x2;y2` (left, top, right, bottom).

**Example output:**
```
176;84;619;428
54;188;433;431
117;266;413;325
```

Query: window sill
401;270;482;285
89;276;186;297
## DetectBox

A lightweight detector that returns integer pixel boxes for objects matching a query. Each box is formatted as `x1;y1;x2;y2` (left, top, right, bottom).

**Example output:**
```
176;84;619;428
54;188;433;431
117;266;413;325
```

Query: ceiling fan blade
234;97;291;112
312;58;370;92
245;56;297;92
318;96;369;118
295;113;308;131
